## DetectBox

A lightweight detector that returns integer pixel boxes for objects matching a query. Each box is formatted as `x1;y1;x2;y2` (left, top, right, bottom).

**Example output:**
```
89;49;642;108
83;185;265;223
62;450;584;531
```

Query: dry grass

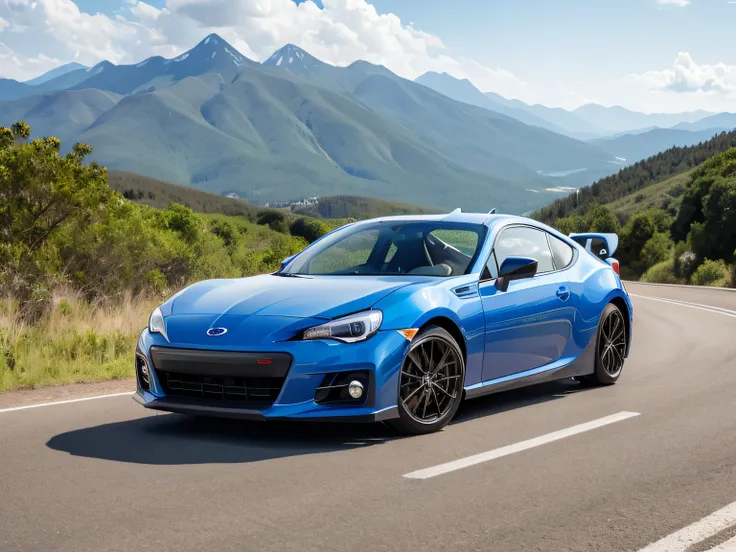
0;291;159;392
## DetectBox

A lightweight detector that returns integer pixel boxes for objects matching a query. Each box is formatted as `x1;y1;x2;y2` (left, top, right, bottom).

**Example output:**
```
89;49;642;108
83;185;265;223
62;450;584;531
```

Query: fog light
348;380;364;399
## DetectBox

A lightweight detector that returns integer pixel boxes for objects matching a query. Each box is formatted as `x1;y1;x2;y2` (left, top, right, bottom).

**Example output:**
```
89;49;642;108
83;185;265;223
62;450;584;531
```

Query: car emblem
207;327;228;337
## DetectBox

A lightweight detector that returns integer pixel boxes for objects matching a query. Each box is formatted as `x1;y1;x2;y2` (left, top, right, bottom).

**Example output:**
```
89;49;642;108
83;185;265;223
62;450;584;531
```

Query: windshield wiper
273;272;309;278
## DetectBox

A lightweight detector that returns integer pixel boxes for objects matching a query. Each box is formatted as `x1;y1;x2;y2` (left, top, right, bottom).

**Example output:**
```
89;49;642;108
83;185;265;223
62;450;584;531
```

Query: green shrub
691;259;729;287
641;259;680;284
587;205;621;234
640;232;673;270
256;210;290;233
210;219;238;248
289;217;331;243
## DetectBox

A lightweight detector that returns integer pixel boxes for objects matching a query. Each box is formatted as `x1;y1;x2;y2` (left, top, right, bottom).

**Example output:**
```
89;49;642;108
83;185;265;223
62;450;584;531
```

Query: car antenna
488;208;496;214
449;208;461;215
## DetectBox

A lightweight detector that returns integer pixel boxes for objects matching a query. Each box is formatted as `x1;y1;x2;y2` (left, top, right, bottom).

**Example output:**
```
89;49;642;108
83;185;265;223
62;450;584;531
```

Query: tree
618;211;657;274
586;205;621;234
257;209;290;233
698;179;736;262
640;232;673;270
0;122;114;317
289;217;331;243
554;215;588;235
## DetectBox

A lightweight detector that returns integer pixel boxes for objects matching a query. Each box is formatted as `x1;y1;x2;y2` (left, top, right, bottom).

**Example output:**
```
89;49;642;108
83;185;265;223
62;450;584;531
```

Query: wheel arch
609;295;632;358
419;316;468;367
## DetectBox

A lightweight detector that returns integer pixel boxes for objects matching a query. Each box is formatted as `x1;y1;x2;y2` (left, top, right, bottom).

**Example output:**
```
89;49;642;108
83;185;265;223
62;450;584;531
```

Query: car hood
167;274;420;320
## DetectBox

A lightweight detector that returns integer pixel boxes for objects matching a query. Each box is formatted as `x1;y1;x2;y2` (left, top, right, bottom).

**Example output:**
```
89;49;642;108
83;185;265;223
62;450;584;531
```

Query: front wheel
388;326;465;435
582;303;627;386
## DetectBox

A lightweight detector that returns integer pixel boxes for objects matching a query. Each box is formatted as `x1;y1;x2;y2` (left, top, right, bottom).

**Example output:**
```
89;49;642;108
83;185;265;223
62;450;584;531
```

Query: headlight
302;311;382;343
148;307;168;341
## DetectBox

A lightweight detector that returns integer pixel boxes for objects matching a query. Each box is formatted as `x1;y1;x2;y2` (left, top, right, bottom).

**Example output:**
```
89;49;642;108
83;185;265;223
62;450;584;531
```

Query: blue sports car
134;210;633;434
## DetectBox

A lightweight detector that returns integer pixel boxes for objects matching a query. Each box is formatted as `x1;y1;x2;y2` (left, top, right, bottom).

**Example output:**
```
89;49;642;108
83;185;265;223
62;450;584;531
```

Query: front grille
160;372;285;408
149;347;292;410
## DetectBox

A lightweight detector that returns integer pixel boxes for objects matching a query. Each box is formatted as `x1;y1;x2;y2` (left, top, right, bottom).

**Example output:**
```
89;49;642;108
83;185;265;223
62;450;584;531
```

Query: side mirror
496;256;538;292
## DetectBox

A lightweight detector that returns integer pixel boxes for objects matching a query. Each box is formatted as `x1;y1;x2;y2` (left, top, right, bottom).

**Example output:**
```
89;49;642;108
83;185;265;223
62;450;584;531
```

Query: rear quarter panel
565;247;633;356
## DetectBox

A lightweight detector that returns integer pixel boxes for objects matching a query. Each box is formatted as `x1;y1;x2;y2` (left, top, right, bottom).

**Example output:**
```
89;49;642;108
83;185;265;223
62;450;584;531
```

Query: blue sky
1;0;734;112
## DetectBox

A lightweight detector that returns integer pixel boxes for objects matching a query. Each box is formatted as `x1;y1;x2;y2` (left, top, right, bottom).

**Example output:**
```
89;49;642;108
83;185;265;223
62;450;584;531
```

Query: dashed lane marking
637;501;736;552
403;411;641;480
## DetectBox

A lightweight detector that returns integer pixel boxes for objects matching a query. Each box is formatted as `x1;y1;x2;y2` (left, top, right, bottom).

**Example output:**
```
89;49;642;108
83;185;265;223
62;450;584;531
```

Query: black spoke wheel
389;326;465;435
584;303;628;386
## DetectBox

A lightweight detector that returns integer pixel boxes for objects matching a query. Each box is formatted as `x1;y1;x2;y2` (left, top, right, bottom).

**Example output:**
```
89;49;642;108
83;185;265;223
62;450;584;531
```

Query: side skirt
464;335;597;400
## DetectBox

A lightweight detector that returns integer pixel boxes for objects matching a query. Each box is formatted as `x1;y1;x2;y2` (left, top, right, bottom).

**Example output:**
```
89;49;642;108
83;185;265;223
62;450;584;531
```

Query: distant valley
1;34;733;214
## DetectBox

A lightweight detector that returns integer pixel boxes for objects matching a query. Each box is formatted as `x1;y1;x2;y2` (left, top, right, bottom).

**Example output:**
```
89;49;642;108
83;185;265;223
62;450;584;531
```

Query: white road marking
403;411;640;480
707;535;736;551
636;500;736;552
0;392;132;414
630;294;736;319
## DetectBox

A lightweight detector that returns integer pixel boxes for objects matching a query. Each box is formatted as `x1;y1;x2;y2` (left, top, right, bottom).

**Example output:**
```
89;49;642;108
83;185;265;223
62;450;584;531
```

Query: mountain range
1;34;732;213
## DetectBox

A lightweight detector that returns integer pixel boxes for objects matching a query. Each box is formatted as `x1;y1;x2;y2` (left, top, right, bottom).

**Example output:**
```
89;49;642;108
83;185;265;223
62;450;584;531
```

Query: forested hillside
532;134;736;288
298;195;436;219
535;130;736;225
108;171;257;217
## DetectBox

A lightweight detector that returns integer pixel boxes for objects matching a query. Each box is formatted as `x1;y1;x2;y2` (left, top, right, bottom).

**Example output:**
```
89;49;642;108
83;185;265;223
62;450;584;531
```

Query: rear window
548;234;575;269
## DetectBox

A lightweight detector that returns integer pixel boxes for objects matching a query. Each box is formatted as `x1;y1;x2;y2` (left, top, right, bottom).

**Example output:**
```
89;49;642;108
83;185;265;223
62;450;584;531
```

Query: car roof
362;212;535;228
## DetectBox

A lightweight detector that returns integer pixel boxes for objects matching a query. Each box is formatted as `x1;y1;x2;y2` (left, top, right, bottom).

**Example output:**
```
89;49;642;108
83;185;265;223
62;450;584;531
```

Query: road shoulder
0;379;135;410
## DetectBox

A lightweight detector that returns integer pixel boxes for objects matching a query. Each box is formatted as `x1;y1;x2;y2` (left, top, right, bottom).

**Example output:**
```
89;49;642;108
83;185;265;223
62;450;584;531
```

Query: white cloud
0;0;530;100
0;16;8;32
629;52;736;94
657;0;691;6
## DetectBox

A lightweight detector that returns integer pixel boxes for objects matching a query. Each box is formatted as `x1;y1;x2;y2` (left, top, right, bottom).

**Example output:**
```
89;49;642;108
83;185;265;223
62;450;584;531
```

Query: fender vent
452;283;478;299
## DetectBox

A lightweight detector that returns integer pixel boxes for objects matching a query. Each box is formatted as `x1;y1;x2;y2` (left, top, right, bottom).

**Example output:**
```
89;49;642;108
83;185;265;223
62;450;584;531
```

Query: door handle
556;287;571;301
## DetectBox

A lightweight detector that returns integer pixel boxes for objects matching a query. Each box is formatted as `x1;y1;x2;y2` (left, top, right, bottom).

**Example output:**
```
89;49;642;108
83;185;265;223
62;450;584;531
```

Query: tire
582;303;627;386
388;326;465;435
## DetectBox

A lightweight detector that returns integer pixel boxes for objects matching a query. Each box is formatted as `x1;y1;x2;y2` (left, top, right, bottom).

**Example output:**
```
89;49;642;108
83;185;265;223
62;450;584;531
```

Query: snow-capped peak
169;33;248;66
263;44;321;72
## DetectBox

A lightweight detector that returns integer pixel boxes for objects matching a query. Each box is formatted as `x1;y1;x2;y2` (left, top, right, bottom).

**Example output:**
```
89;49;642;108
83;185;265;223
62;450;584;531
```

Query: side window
548;234;575;269
493;226;555;273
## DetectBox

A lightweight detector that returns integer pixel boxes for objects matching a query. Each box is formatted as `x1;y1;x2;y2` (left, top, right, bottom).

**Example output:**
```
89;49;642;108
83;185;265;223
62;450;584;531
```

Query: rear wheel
583;303;627;386
388;326;465;435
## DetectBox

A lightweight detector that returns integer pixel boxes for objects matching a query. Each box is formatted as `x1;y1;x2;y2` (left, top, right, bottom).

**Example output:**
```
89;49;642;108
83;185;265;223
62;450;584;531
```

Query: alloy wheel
598;308;626;378
399;337;463;425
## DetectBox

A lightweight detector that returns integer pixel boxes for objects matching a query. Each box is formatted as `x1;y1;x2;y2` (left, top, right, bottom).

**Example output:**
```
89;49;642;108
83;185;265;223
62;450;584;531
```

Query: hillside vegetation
108;170;257;217
0;123;316;391
295;195;436;219
533;133;736;287
535;130;736;225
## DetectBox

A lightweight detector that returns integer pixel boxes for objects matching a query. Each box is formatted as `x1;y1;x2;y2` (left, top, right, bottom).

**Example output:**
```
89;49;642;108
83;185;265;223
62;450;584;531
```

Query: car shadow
452;377;588;424
46;379;590;466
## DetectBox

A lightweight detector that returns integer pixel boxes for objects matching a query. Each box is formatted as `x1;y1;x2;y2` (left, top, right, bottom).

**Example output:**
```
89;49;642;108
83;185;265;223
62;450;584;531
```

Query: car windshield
284;221;486;277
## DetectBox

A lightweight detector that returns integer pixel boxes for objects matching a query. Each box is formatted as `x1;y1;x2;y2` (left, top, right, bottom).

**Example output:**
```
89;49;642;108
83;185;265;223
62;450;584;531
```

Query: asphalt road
2;282;736;552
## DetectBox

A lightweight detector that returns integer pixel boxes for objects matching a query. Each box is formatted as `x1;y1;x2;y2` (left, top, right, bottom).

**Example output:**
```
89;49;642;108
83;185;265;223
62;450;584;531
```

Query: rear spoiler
568;233;619;259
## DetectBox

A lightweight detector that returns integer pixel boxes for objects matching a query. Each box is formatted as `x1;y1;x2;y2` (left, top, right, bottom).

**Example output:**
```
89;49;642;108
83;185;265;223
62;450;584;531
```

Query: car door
480;225;576;382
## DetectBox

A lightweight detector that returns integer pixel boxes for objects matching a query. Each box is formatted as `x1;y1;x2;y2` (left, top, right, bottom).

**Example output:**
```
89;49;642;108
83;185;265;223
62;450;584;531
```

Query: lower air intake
160;372;284;408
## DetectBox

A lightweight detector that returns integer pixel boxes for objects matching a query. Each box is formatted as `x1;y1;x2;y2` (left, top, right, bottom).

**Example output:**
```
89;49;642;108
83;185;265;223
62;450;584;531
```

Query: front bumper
132;392;399;423
134;328;408;422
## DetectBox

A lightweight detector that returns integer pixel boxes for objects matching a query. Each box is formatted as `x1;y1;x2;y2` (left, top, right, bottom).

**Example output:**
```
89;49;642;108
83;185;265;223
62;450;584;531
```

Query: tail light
609;259;620;275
